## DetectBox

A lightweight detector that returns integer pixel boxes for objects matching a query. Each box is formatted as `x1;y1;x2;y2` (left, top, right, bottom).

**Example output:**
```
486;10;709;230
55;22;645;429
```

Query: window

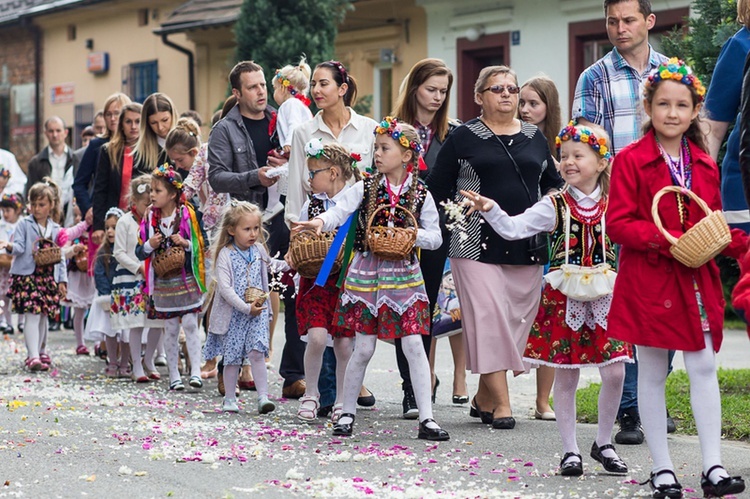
74;103;94;149
123;60;158;103
137;8;149;27
373;65;393;120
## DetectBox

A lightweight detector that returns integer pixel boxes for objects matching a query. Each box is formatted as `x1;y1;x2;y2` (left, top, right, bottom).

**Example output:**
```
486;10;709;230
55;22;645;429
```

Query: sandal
297;395;320;423
169;379;185;391
76;345;90;355
331;403;344;424
105;364;119;378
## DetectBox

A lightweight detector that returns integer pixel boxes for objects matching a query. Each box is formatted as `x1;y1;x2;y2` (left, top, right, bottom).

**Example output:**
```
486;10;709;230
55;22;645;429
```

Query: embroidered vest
548;193;616;271
308;197;327;219
353;175;427;253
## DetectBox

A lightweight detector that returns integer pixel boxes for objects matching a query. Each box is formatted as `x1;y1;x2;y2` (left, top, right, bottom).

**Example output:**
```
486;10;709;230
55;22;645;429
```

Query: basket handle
366;204;419;231
651;186;713;246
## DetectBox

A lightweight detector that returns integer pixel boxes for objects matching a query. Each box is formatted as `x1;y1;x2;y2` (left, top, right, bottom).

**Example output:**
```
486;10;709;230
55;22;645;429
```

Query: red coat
607;129;747;352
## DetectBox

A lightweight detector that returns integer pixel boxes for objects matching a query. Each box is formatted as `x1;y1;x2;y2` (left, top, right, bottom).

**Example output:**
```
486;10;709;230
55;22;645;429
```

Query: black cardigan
426;119;564;265
92;146;166;231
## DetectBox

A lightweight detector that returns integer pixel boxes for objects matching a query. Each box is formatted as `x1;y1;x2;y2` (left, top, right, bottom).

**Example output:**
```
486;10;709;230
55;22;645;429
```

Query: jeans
618;346;676;418
318;347;337;407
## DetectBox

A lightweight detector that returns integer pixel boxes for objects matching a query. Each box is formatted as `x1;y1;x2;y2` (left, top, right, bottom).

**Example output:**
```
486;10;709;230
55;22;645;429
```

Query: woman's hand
92;230;105;245
292;218;324;235
148;232;163;248
170;234;190;249
249;299;267;317
459;189;496;215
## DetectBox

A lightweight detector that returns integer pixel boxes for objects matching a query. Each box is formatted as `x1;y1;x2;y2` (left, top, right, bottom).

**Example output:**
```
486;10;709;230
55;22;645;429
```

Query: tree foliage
234;0;352;89
661;0;739;88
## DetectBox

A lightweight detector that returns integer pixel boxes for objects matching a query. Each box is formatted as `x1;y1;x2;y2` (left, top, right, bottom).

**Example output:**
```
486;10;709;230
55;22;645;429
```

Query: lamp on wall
465;25;485;42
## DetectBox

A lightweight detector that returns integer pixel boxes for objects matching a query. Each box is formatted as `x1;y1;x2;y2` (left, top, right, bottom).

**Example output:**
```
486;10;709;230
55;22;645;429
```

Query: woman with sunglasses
427;65;563;429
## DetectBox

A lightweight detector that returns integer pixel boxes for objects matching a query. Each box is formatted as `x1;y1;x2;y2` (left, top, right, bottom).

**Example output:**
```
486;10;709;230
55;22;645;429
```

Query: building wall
0;25;40;169
36;0;193;142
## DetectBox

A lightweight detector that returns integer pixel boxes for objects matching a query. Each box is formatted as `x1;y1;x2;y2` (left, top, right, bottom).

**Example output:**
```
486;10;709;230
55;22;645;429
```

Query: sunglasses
481;85;520;95
308;167;331;180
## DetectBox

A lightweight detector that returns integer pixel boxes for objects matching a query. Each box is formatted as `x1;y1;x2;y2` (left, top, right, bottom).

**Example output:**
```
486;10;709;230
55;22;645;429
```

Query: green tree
234;0;352;90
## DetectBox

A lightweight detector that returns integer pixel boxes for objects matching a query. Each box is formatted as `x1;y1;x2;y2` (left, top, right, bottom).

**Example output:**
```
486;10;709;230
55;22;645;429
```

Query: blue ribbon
315;211;356;287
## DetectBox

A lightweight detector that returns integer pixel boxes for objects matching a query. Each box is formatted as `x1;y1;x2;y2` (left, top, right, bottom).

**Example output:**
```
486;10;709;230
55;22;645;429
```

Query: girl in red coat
608;59;746;499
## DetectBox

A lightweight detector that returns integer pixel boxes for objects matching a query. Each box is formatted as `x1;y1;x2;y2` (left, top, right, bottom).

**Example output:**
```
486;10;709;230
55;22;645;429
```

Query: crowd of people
2;0;750;497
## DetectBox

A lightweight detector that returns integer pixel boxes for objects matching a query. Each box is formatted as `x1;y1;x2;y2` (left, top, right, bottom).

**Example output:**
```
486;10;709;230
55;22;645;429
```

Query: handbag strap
479;119;536;204
562;197;607;266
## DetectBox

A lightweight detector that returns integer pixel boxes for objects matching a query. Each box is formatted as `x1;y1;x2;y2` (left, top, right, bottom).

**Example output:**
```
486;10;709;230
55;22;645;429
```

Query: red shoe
76;345;90;355
132;374;149;383
27;357;43;371
40;353;51;365
238;379;256;391
147;371;161;380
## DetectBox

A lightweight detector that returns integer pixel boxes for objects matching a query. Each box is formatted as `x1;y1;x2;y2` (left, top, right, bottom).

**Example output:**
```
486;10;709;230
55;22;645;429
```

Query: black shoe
418;418;449;441
615;408;644;445
590;442;628;474
332;413;355;436
357;388;375;407
402;386;418;420
2;325;13;335
431;376;440;404
666;411;676;434
17;323;23;333
491;416;516;430
469;397;493;424
559;452;583;477
318;405;333;418
700;465;745;498
640;469;683;499
49;321;61;331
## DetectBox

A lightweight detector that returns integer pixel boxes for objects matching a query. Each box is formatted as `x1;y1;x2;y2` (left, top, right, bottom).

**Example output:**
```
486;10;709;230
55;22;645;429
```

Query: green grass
575;368;750;442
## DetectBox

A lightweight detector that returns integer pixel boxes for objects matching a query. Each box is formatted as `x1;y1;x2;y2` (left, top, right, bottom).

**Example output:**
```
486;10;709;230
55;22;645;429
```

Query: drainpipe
31;23;42;153
160;34;195;110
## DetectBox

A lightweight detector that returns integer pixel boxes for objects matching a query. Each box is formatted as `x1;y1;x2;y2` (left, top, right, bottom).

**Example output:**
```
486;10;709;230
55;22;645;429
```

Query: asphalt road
1;321;749;498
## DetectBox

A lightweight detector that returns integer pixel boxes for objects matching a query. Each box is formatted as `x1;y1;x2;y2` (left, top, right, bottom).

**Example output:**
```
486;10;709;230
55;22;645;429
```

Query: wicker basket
288;229;342;279
244;286;268;305
152;246;186;278
366;205;418;261
652;186;731;268
33;238;61;267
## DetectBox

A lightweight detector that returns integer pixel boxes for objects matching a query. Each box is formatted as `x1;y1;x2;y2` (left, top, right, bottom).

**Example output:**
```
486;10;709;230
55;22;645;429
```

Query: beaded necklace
656;137;692;227
562;191;607;266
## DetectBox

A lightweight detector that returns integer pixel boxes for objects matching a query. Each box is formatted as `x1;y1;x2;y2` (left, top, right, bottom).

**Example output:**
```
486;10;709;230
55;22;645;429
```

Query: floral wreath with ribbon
105;207;124;220
555;120;612;162
374;116;424;156
644;57;706;102
0;192;23;211
275;71;311;107
305;138;361;171
153;163;184;191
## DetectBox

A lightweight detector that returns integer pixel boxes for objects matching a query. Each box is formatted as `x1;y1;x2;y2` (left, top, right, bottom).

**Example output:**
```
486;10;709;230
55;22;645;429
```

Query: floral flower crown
153;163;183;190
374;116;423;155
105;207;124;219
305;138;361;170
0;192;23;210
275;70;311;107
645;57;706;102
0;167;9;179
555;120;612;162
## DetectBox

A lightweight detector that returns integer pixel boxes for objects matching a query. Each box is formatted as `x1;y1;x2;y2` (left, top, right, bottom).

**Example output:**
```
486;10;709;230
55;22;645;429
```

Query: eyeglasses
104;111;120;119
481;85;520;95
308;167;330;180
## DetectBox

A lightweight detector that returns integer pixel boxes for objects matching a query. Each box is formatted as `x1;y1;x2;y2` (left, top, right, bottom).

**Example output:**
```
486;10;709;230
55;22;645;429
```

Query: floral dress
203;246;269;364
10;228;60;317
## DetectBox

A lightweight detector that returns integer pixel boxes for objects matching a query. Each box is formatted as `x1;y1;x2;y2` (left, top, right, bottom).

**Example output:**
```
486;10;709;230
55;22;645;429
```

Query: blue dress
203;246;269;365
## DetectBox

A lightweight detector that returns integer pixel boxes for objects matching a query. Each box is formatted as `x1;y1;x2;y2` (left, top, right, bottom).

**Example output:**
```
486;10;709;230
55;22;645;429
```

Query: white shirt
48;145;69;187
481;186;602;241
277;98;313;148
298;187;350;222
0;149;26;195
316;174;442;251
285;108;377;226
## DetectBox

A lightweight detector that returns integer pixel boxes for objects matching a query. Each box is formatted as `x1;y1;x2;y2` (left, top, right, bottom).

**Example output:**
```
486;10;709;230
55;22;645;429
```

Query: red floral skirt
524;286;632;368
296;274;353;338
334;298;429;340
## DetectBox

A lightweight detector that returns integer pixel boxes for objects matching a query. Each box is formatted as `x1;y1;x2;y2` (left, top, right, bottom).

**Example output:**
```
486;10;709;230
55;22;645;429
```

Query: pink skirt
450;258;542;375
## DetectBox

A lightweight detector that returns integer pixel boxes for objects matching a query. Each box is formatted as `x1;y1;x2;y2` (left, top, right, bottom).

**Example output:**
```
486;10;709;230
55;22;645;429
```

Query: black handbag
481;120;550;265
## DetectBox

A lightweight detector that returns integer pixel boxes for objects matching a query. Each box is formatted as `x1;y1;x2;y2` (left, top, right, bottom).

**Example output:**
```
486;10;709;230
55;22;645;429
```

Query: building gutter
159;34;195;111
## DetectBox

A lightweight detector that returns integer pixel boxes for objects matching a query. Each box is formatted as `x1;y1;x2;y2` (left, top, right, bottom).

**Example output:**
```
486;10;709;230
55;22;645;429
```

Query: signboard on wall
51;83;75;104
87;52;109;74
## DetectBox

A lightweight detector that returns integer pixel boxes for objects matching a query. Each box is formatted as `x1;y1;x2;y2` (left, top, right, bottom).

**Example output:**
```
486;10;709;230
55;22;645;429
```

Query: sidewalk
0;320;748;498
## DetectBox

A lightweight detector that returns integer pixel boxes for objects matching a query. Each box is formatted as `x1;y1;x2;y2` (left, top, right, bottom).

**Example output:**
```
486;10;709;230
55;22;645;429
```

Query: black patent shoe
700;465;745;498
559;452;583;477
590;442;628;474
640;469;683;499
469;397;493;424
418;418;450;441
491;416;516;430
332;413;355;436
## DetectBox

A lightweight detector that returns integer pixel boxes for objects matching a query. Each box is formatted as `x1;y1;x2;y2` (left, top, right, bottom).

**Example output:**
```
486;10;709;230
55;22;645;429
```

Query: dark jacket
26;146;77;195
91;146;157;231
419;120;460;181
741;50;750;208
207;104;277;207
73;137;108;214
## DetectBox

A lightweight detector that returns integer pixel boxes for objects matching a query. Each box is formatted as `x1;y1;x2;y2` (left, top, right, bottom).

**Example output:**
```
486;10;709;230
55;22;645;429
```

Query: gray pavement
1;319;748;498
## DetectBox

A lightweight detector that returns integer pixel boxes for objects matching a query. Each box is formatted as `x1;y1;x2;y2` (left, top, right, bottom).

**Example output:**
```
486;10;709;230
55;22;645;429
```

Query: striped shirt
572;46;667;154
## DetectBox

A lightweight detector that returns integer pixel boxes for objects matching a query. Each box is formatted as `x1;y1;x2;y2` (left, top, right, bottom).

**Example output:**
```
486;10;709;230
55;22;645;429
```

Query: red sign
87;52;109;74
51;83;75;104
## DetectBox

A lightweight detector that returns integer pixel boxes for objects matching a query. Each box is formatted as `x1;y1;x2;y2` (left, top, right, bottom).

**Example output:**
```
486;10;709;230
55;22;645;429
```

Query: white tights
129;327;163;377
23;313;47;359
73;307;86;348
554;362;625;463
302;327;353;405
338;334;437;427
164;314;201;383
223;350;268;402
638;334;728;485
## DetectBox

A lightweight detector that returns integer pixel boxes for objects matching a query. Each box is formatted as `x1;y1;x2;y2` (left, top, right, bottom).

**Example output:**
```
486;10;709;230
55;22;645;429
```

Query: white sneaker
258;396;276;414
222;398;239;413
154;355;167;367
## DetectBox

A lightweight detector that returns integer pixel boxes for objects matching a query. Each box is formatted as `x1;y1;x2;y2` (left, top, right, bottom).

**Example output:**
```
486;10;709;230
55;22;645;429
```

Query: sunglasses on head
481;85;520;95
